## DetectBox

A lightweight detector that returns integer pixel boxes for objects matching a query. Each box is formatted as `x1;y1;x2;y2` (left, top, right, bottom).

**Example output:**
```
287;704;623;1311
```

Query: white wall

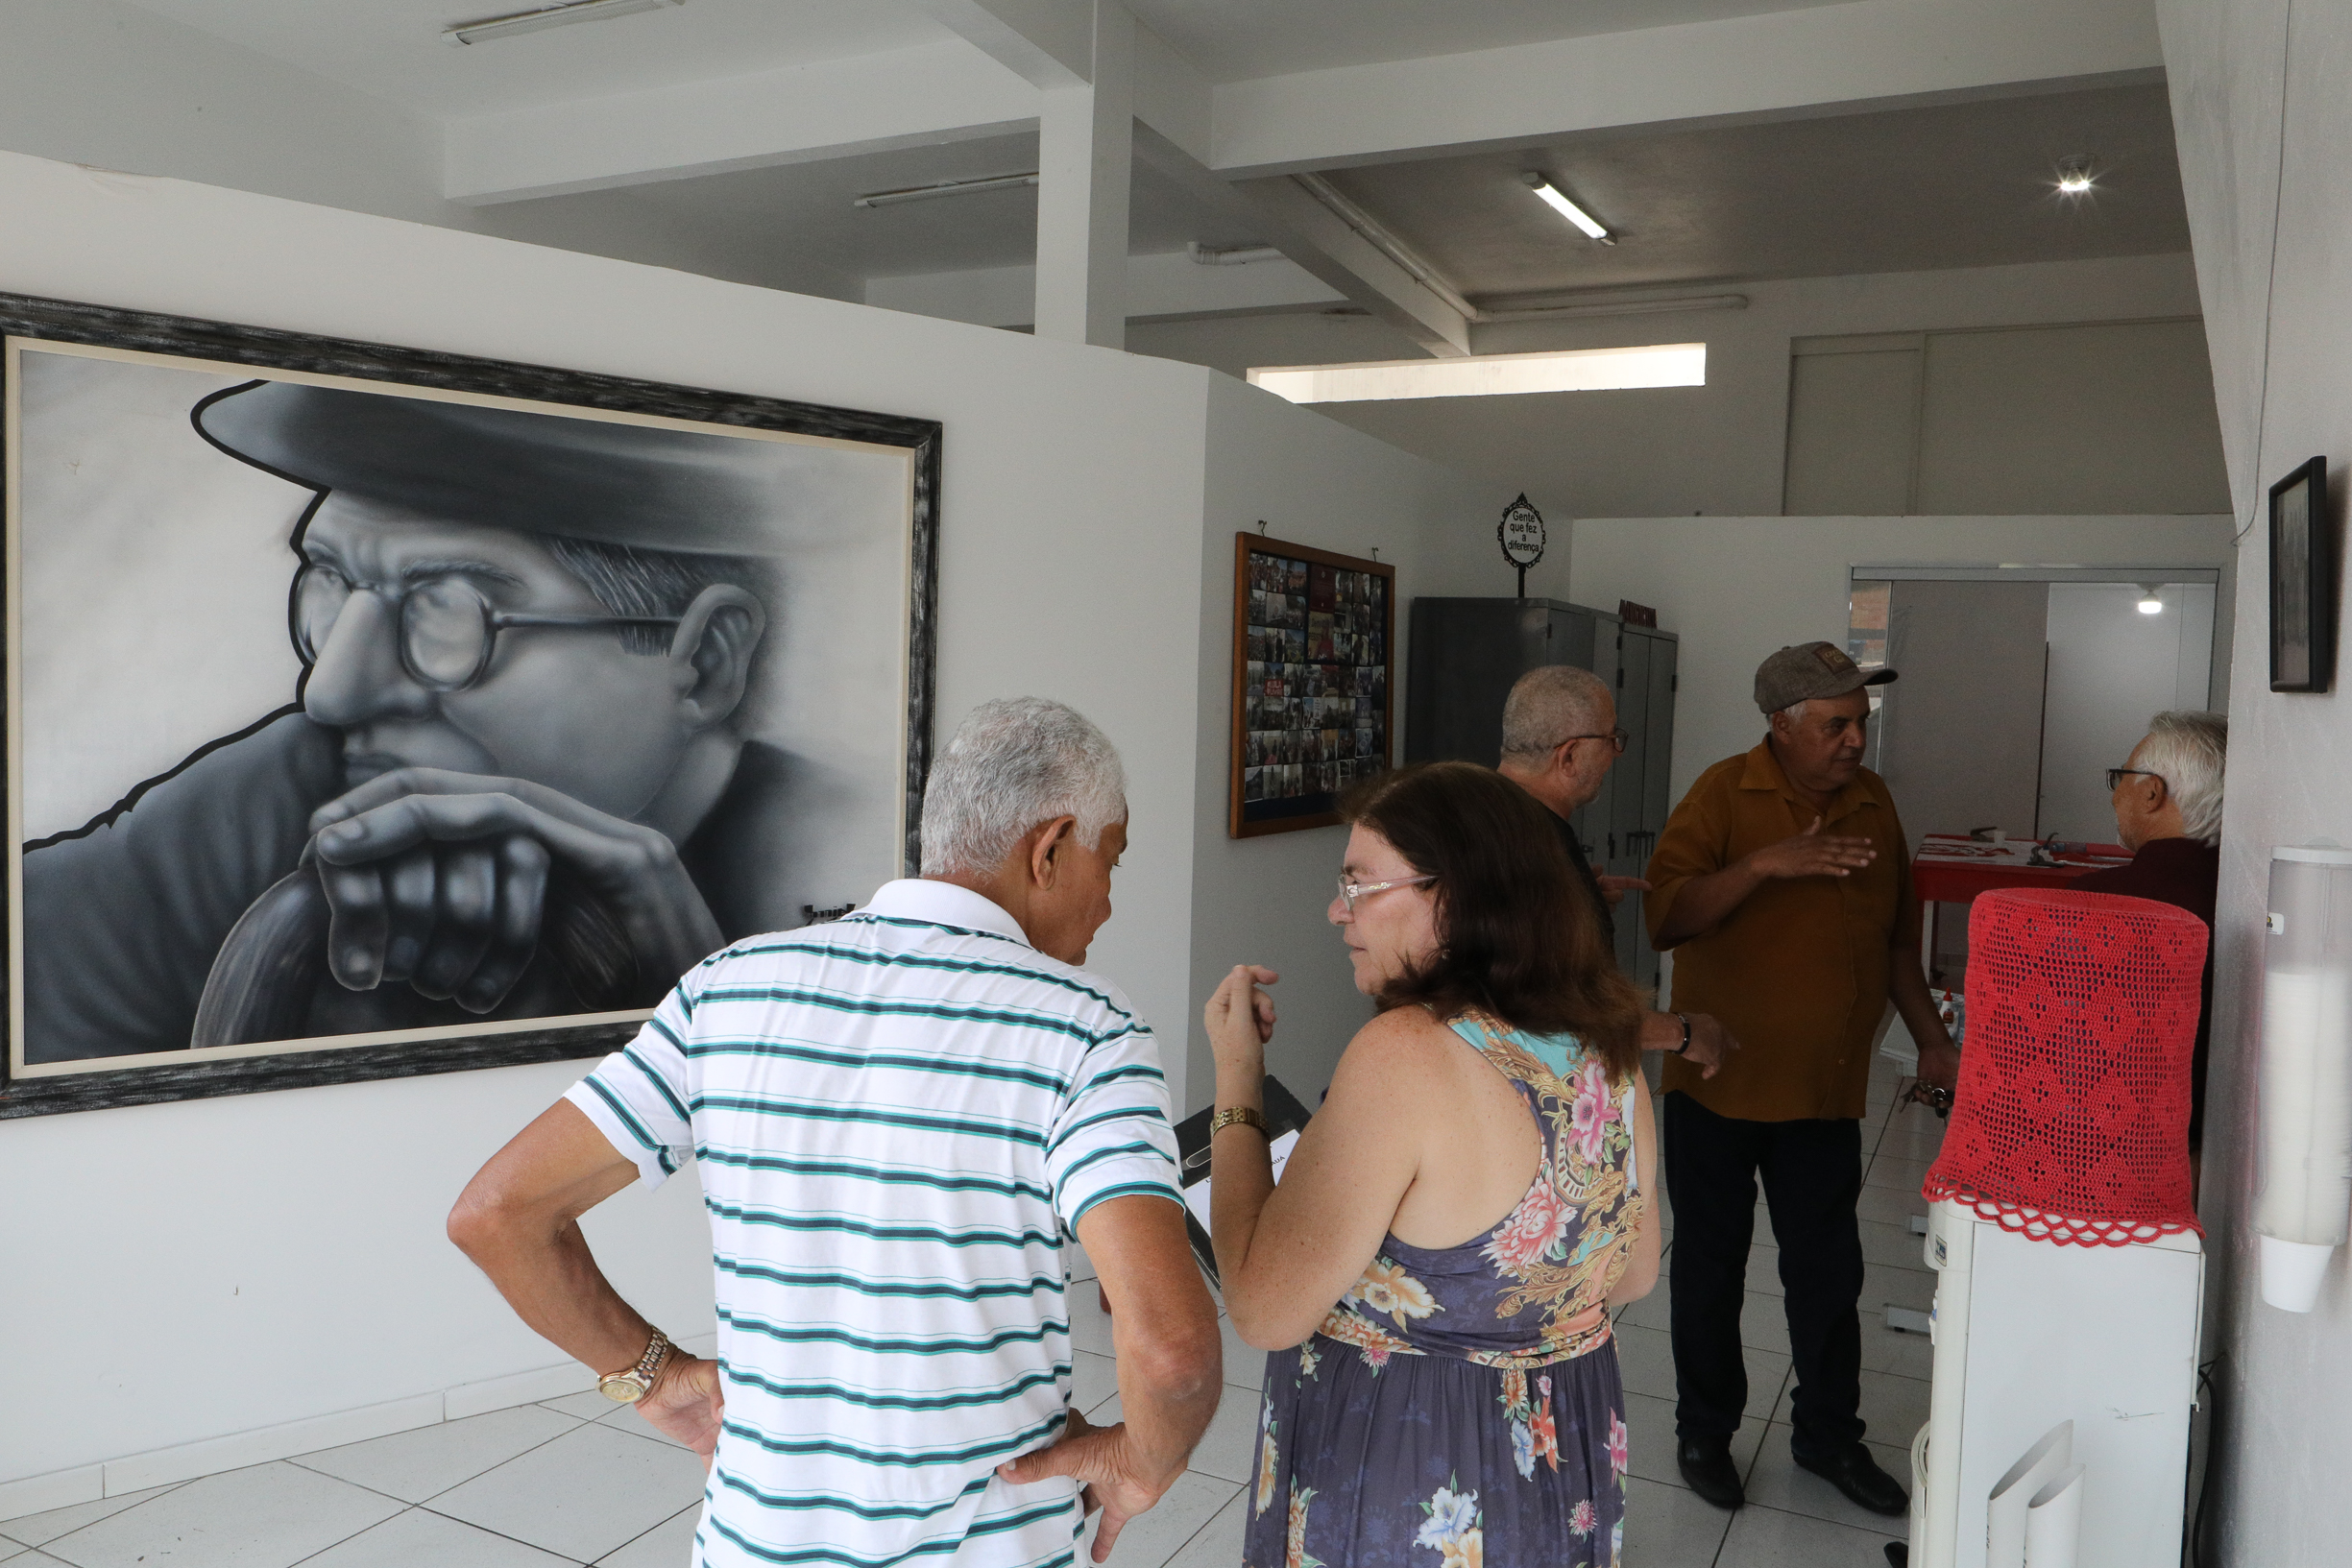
0;140;1499;1498
1132;253;2213;521
1180;376;1528;1112
1566;517;2238;808
2156;6;2352;1563
0;147;1221;1490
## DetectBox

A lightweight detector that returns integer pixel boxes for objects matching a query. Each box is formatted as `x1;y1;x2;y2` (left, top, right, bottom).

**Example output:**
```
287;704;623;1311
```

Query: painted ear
669;584;765;727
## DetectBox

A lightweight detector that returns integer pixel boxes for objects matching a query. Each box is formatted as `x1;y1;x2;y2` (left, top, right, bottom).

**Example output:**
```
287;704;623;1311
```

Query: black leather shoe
1676;1438;1745;1509
1795;1443;1908;1516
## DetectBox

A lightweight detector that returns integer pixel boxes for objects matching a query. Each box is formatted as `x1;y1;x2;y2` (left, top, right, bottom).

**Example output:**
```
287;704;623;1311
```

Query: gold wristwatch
598;1329;674;1404
1210;1105;1267;1137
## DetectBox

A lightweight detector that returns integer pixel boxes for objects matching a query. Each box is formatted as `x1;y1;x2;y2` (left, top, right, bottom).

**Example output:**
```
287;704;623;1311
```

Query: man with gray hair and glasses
449;696;1221;1568
1495;663;1736;1076
2074;709;2229;1150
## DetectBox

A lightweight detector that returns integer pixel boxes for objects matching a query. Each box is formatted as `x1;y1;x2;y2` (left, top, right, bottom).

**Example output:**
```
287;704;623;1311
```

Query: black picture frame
2270;456;2334;693
0;292;941;1119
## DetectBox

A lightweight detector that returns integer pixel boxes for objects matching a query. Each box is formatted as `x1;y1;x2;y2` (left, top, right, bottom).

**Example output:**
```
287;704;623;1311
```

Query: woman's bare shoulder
1328;1007;1466;1095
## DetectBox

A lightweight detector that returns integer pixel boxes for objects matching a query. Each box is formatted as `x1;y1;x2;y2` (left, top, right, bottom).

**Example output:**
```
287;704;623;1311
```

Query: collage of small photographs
1240;549;1390;807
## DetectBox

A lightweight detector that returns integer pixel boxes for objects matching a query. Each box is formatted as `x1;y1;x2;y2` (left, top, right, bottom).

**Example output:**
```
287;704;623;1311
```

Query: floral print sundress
1243;1013;1644;1568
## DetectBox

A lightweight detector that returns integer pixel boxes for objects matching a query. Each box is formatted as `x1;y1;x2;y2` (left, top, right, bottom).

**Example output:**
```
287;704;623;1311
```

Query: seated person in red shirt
2073;710;2226;1147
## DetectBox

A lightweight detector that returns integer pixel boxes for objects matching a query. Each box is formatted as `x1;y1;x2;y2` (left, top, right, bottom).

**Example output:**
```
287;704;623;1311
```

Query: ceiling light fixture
444;0;682;46
852;172;1039;209
1523;173;1614;245
2056;156;2097;196
2139;586;2165;615
1248;343;1704;405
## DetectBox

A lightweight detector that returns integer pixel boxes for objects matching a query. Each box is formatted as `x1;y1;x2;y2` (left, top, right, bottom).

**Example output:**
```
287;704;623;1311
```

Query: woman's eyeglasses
1335;873;1435;914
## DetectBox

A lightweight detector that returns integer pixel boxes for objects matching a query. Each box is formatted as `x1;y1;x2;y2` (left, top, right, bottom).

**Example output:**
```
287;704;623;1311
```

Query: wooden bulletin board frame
1228;531;1396;838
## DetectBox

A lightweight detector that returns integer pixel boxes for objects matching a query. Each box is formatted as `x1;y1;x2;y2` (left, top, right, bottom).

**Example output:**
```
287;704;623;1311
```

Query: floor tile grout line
282;1400;600;1513
587;1500;701;1568
0;1478;198;1548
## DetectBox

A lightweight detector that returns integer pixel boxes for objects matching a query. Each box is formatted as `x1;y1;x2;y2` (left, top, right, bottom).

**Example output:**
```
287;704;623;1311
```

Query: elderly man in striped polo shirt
450;697;1221;1567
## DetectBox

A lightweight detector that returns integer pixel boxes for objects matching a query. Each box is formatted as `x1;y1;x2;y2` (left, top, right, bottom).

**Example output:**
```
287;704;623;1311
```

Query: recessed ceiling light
2056;156;2096;196
1522;173;1614;245
443;0;683;47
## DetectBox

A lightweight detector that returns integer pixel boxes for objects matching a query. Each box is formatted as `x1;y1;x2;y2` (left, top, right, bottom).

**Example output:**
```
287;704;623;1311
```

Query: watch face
598;1375;643;1403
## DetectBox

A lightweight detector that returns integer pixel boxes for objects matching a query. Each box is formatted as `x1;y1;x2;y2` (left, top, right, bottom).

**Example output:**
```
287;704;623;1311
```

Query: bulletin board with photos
1229;532;1395;837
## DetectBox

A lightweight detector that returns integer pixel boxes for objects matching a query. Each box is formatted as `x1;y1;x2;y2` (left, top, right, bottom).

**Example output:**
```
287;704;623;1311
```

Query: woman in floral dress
1204;762;1660;1568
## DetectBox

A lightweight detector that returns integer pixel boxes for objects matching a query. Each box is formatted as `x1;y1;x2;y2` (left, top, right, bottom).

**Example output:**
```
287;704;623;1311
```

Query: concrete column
1032;0;1132;349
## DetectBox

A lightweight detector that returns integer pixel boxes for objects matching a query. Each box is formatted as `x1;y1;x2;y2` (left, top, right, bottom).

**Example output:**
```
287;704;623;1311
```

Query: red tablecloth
1912;834;2131;905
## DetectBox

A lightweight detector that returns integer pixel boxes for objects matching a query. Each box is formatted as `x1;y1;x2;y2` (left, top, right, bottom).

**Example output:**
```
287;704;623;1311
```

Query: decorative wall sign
1230;533;1395;838
0;292;940;1118
2270;455;2335;692
1497;493;1545;597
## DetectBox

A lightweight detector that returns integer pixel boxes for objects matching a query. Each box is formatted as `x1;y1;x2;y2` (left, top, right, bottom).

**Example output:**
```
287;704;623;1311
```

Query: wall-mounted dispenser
2256;845;2352;1311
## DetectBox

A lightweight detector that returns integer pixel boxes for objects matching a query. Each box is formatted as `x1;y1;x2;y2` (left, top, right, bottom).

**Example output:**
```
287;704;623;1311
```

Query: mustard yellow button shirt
1644;740;1921;1122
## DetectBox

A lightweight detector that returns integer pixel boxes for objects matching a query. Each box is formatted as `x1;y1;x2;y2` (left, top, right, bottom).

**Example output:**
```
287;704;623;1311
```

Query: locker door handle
1608;832;1617;857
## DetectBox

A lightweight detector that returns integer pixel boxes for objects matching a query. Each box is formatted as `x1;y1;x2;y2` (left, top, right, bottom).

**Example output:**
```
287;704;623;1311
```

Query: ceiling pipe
851;172;1039;209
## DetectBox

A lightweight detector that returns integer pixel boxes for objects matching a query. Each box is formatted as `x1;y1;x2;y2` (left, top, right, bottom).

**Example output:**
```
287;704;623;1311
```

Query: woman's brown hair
1341;760;1644;1078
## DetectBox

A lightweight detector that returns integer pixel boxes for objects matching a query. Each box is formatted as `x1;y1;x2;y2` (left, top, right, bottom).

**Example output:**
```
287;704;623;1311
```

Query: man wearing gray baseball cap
1638;641;1959;1517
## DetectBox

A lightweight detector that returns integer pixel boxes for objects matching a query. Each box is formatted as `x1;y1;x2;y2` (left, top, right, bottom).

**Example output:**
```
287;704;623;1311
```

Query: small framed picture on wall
2270;456;2335;692
1228;532;1395;837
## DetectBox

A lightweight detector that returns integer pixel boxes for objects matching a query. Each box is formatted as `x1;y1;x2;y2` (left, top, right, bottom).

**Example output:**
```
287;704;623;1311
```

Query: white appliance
1906;1199;2203;1568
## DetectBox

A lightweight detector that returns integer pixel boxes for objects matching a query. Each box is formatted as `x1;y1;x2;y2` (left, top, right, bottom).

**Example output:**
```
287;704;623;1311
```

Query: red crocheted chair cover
1923;887;2208;1245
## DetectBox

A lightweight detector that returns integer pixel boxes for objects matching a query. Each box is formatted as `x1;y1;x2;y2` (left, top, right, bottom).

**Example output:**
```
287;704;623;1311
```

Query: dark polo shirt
2071;836;2219;1144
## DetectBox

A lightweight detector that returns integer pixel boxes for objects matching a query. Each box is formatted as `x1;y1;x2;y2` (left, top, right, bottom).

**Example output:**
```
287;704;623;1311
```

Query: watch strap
1209;1105;1268;1137
598;1328;672;1403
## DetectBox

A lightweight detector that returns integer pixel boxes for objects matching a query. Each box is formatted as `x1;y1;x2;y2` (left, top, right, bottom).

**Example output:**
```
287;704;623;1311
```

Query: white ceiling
116;0;955;115
116;0;1858;115
1126;0;1852;84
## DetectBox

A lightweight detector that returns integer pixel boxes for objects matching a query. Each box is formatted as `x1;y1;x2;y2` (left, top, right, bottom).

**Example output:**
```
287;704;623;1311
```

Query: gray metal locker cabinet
1607;628;1651;980
1404;598;1598;767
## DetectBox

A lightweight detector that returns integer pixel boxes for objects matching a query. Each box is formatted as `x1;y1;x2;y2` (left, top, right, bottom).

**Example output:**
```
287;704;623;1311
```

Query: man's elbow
1125;1310;1224;1402
446;1178;521;1265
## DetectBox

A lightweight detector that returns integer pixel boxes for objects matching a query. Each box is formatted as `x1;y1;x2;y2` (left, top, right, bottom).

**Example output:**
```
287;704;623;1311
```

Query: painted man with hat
1637;640;1960;1519
20;379;808;1062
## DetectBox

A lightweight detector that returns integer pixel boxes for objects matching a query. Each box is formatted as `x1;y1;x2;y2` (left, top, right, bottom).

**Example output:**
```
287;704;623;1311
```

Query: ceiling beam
1208;0;2166;177
445;40;1034;205
866;248;1345;328
1134;125;1469;356
912;0;1091;89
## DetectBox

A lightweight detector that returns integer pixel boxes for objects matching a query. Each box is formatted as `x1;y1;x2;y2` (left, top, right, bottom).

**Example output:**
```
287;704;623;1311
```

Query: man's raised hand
1745;815;1877;880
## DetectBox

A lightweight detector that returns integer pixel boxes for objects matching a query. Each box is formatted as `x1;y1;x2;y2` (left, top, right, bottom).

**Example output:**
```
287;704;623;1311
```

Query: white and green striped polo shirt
567;878;1178;1568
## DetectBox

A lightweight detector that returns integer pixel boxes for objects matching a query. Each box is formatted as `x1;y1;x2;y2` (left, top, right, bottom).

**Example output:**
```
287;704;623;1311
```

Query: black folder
1171;1074;1314;1286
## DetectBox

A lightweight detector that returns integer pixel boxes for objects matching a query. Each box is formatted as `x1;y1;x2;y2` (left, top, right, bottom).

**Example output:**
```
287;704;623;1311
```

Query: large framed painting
0;293;939;1118
2270;455;2335;692
1229;532;1394;838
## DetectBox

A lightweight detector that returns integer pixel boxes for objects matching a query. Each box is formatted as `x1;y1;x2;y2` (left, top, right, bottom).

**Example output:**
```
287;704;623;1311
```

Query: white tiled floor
1;1059;1939;1568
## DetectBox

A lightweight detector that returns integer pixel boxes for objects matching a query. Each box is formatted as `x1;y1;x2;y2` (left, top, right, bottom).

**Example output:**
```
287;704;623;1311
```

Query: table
1912;833;2131;975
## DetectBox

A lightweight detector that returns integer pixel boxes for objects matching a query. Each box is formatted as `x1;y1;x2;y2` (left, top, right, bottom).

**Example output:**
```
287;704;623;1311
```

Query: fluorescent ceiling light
853;172;1039;209
1524;174;1613;245
444;0;681;47
1248;344;1704;405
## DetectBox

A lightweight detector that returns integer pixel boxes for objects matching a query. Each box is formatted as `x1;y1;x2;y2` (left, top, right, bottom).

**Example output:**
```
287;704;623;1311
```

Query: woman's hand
1204;964;1278;1084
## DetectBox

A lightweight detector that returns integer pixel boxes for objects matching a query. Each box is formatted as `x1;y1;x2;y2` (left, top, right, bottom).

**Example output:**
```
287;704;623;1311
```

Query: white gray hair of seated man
1497;664;1617;816
2122;710;2228;848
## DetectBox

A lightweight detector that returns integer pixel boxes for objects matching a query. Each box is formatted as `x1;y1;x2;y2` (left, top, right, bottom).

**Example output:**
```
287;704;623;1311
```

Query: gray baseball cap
1754;640;1897;713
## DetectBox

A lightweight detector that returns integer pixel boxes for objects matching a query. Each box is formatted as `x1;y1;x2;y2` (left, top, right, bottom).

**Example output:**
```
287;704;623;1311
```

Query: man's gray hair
919;697;1128;877
1499;665;1612;760
2138;710;2228;846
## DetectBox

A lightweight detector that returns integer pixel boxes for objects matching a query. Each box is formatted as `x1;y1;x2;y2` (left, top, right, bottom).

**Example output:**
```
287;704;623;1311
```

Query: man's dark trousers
1662;1090;1868;1461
